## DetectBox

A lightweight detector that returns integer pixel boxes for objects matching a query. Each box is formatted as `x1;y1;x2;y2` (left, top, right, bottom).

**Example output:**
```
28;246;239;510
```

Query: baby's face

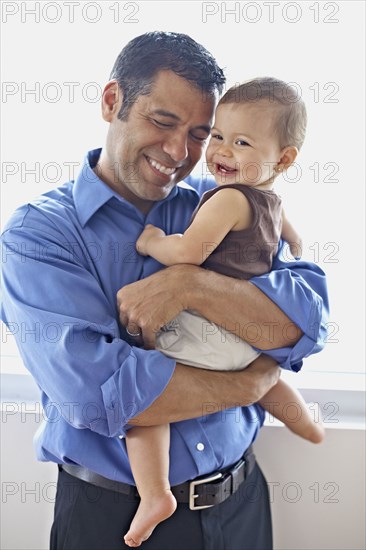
206;101;283;188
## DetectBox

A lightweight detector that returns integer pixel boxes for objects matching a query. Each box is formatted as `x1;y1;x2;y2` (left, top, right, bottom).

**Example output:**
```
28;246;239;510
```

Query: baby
124;77;325;547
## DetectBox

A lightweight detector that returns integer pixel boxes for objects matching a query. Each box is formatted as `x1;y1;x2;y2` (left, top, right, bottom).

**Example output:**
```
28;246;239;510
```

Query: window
1;3;364;397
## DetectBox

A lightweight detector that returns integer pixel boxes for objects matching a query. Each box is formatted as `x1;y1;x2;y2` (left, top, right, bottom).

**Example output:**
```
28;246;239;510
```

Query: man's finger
119;311;128;327
126;323;142;337
141;328;156;350
116;291;128;327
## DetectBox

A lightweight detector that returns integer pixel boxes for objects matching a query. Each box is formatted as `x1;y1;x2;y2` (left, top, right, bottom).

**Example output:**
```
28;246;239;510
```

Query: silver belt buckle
189;472;223;510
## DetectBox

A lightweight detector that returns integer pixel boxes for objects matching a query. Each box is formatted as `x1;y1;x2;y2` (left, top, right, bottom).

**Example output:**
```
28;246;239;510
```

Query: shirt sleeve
250;240;329;372
1;215;176;438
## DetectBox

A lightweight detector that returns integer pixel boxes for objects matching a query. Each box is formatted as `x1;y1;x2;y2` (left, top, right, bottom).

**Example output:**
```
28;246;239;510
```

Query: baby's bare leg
259;379;325;443
124;424;177;547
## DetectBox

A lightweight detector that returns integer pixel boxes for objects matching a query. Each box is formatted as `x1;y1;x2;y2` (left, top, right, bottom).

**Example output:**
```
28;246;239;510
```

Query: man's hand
136;224;166;256
117;265;188;349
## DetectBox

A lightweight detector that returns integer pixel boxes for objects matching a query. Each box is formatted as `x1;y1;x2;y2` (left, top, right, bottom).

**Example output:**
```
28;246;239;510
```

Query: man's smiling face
99;70;217;212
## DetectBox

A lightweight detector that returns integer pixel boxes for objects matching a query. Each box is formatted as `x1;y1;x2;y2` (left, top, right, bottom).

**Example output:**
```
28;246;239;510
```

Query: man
1;32;328;550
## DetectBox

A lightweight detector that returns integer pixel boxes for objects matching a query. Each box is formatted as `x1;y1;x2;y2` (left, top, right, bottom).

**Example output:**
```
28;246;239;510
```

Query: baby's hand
288;238;303;260
136;224;166;256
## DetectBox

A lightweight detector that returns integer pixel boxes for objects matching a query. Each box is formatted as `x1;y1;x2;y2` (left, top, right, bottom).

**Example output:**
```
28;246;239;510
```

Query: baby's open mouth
216;163;237;175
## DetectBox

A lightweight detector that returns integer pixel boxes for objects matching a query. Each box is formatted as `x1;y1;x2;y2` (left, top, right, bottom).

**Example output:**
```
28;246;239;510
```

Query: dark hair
110;31;226;120
220;77;307;150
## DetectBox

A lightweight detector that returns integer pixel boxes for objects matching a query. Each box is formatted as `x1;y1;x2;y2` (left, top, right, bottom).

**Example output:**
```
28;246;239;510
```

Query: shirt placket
173;419;218;475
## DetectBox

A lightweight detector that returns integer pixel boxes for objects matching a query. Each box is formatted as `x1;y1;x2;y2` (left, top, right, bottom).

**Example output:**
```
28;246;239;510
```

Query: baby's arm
259;379;325;444
281;209;303;259
136;188;252;266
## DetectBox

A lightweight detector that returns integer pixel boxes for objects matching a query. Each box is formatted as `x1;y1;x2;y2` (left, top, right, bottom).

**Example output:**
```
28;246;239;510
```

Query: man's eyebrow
196;124;211;134
152;109;211;133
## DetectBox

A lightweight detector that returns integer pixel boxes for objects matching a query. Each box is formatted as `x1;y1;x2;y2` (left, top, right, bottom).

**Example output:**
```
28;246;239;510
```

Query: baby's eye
210;133;223;140
236;139;249;146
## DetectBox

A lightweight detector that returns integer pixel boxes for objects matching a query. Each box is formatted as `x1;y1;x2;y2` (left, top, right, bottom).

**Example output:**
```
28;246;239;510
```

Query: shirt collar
73;149;119;227
73;149;197;227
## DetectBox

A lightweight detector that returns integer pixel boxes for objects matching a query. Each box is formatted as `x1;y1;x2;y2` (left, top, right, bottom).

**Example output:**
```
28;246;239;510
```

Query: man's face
99;70;216;211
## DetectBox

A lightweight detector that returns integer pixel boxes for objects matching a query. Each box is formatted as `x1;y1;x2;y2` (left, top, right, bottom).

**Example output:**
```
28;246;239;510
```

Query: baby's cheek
241;162;263;184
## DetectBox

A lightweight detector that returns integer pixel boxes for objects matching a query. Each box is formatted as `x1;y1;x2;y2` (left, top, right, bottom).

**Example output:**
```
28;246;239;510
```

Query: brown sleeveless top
190;184;282;279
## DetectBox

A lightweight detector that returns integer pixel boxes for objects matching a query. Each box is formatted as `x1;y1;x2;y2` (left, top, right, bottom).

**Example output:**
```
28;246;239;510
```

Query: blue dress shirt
1;149;329;485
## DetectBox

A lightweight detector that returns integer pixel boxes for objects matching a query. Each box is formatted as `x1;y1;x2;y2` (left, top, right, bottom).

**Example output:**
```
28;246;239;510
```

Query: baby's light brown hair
219;77;307;151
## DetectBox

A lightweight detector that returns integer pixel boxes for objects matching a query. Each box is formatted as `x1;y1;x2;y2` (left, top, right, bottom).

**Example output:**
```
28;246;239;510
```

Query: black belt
59;446;255;511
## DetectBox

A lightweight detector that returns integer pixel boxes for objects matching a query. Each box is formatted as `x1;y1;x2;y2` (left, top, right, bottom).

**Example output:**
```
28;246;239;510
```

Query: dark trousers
50;462;273;550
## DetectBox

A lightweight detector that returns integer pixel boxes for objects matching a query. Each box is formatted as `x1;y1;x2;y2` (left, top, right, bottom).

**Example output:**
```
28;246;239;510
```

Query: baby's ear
277;146;298;172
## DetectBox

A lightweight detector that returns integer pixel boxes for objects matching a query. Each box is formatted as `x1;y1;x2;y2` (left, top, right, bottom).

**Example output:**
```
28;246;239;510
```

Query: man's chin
147;177;177;197
136;182;174;203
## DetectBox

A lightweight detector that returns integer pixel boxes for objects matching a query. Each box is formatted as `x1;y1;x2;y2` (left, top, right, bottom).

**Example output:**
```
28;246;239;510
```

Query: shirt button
118;435;124;439
196;443;205;451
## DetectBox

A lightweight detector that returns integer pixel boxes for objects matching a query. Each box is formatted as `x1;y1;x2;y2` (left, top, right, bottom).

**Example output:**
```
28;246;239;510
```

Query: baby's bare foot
124;490;177;547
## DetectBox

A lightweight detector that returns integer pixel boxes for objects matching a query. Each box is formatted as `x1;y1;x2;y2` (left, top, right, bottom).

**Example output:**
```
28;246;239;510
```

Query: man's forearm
183;265;302;350
129;355;280;426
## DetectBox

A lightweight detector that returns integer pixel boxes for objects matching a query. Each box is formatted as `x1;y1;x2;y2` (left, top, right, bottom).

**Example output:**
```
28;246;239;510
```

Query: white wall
255;425;365;550
1;407;55;550
1;403;365;550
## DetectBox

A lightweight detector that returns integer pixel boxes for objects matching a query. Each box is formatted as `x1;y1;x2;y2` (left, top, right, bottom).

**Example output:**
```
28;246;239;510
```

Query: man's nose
162;133;188;163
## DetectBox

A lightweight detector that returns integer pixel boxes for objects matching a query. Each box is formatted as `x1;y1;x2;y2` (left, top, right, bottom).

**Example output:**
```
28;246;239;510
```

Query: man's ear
101;80;123;122
276;146;298;172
